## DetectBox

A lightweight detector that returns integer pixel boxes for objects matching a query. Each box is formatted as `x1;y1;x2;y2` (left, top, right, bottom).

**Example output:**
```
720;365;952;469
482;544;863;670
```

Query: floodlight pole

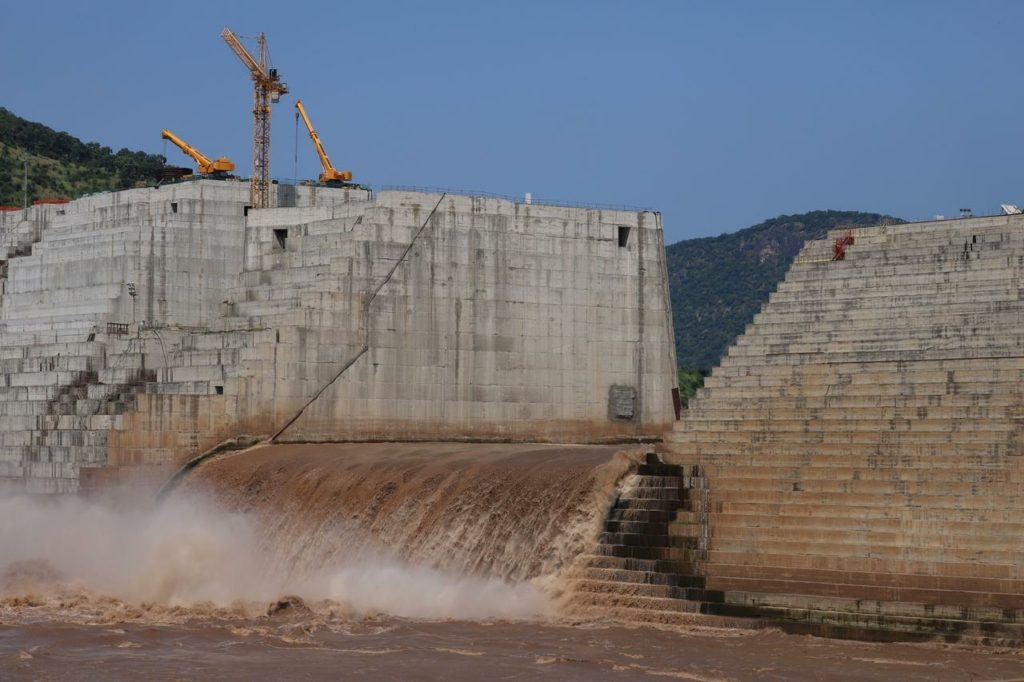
22;154;29;211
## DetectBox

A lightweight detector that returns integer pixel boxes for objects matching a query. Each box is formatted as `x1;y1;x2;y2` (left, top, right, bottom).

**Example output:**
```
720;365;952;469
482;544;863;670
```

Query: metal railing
377;185;657;213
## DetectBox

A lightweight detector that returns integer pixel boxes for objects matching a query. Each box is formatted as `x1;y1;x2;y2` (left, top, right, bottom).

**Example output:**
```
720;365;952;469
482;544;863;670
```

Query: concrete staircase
659;214;1024;643
567;454;753;628
0;334;153;493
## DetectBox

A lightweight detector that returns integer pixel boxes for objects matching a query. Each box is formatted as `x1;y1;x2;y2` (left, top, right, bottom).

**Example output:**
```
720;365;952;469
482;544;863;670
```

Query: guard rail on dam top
377;185;659;214
0;179;677;494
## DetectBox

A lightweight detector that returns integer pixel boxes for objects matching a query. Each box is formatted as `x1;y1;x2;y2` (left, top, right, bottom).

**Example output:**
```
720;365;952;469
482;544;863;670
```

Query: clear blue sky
3;1;1022;243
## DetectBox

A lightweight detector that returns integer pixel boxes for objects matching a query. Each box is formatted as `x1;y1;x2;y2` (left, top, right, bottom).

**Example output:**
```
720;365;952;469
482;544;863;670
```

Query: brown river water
2;442;1023;680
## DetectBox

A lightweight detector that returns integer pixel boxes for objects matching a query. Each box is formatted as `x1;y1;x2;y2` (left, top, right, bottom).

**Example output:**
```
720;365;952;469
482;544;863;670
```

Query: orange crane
160;129;235;175
220;27;288;208
295;99;353;185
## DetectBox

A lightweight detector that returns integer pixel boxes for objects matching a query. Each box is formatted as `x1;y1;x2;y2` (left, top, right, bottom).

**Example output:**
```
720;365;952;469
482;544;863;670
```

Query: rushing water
2;442;1022;680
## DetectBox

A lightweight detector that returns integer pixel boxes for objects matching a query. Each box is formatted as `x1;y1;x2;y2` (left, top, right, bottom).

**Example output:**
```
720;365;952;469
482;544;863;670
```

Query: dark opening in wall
214;385;224;395
274;228;288;250
244;205;252;216
618;226;631;248
171;202;178;214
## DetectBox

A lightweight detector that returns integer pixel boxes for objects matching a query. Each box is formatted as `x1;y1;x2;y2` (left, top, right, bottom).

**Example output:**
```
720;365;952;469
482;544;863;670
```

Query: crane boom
295;100;352;184
160;129;235;174
220;27;288;209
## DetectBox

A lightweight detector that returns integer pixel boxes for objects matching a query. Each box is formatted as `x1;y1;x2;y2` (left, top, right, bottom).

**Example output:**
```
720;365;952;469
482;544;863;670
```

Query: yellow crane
221;27;288;208
295;99;352;184
160;129;235;175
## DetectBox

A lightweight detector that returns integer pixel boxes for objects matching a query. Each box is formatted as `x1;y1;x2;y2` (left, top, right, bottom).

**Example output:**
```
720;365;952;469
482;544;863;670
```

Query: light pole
126;282;137;325
22;154;29;212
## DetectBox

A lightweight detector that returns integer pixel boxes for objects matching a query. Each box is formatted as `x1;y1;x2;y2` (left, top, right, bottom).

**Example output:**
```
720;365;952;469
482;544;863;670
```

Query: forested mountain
0;108;163;206
668;210;905;370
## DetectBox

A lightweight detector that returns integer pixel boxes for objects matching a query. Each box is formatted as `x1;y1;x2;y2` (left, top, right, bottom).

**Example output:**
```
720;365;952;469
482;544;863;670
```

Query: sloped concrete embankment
663;215;1024;645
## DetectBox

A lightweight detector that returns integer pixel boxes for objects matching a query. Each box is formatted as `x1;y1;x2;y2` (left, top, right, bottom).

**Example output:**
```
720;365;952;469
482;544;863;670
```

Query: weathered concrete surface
0;180;677;493
663;214;1024;642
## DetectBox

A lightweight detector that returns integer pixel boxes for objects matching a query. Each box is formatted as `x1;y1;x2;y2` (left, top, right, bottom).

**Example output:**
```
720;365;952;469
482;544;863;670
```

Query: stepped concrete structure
0;179;677;493
652;215;1024;643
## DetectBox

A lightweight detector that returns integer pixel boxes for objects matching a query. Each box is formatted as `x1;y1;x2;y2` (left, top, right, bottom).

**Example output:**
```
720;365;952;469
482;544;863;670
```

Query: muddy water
4;611;1023;681
181;442;631;587
2;442;1023;680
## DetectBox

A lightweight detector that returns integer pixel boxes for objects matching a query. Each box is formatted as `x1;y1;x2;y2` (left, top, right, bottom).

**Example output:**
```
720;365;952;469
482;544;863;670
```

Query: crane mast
221;27;288;209
295;99;352;184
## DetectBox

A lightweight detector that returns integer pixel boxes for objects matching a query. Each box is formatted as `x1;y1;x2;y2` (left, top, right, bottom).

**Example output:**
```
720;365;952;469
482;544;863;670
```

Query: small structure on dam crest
0;180;677;493
663;215;1024;643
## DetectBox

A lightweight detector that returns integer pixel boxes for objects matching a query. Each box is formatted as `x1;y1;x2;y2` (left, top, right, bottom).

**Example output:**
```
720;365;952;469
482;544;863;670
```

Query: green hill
668;210;905;372
0;108;164;206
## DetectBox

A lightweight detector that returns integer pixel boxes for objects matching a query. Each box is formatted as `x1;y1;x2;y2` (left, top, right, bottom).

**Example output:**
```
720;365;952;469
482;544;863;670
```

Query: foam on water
0;443;635;622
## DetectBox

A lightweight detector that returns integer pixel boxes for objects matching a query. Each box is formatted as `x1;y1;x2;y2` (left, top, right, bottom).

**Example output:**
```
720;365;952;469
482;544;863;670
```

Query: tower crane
295;99;353;185
160;129;235;175
220;27;288;209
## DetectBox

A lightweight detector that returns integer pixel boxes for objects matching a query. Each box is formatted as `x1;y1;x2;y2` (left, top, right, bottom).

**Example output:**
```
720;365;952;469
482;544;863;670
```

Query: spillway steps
567;453;744;628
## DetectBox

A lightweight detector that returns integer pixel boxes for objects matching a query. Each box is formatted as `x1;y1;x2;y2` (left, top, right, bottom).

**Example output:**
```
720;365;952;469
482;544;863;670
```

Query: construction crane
221;27;288;209
295;99;353;185
160;129;235;175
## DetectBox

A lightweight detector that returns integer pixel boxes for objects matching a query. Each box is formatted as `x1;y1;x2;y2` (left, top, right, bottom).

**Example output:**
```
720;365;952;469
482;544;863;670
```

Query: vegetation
677;366;710;405
0;108;164;206
667;210;905;371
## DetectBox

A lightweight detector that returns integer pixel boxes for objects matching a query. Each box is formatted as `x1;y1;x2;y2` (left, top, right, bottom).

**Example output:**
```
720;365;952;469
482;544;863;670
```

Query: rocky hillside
668;210;905;370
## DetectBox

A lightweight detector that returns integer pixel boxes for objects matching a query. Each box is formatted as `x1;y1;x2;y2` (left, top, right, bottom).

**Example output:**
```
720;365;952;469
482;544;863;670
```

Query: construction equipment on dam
221;27;288;209
295;99;354;186
160;129;235;176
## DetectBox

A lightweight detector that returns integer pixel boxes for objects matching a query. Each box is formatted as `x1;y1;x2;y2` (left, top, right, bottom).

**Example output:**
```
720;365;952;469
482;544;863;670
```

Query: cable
269;192;448;441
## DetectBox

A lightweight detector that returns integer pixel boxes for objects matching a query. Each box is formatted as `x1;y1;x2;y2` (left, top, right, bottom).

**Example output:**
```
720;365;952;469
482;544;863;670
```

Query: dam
0;180;676;493
2;175;1024;647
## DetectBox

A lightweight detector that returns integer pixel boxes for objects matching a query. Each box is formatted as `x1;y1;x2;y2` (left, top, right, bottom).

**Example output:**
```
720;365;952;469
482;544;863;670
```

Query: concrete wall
664;214;1024;640
0;180;677;493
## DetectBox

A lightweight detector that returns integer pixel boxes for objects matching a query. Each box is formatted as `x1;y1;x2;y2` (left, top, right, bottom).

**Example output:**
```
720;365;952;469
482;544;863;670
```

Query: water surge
0;442;636;623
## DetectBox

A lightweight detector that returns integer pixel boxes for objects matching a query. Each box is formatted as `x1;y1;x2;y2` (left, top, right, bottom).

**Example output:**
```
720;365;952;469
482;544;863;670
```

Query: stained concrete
0;179;677;493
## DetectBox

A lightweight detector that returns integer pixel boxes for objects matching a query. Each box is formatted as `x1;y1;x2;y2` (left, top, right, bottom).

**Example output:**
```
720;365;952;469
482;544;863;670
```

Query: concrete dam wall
0;180;677;493
659;214;1024;642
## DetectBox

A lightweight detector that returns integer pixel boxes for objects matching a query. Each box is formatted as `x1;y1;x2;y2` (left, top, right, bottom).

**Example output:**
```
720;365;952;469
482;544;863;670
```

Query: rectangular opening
214;385;224;395
170;202;178;214
273;228;288;250
618;226;631;248
243;205;252;216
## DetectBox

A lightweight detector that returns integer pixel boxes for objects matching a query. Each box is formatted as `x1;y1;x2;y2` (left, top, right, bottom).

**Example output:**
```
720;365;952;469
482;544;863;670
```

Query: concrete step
569;589;705;614
570;579;723;604
598;532;702;549
582;554;701;575
580;566;708;589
